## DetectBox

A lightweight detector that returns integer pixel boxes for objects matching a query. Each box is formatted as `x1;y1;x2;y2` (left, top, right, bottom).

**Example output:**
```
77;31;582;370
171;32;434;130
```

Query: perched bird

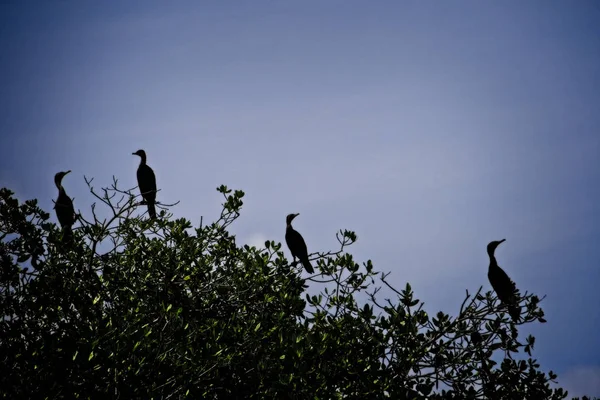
487;239;521;322
285;213;314;274
54;170;76;240
132;149;157;219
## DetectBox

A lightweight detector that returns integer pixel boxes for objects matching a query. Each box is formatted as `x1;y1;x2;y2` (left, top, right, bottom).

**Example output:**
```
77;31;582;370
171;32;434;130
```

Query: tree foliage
0;180;593;399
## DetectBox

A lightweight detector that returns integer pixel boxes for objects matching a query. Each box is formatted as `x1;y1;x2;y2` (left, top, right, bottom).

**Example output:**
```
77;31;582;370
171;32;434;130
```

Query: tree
0;179;593;399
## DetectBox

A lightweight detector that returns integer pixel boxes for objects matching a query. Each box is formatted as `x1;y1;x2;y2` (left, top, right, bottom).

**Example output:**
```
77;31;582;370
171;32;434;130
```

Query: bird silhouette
487;239;521;322
132;149;157;219
54;170;76;240
285;213;314;274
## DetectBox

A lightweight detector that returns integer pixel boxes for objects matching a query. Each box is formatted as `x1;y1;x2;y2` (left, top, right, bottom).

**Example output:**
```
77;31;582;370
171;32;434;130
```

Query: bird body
487;239;521;322
133;150;157;219
54;171;76;239
285;213;314;274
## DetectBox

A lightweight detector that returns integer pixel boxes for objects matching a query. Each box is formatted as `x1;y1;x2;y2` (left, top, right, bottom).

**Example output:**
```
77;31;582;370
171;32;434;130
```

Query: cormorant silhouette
54;170;76;239
285;213;314;274
132;149;157;219
487;239;521;322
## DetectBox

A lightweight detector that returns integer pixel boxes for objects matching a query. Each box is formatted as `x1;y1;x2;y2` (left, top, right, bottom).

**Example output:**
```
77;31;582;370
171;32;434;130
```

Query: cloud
244;233;269;251
557;366;600;399
2;1;600;388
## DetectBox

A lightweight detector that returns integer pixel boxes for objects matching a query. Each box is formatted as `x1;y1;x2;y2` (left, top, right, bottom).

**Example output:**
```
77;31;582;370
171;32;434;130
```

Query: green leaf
0;184;562;398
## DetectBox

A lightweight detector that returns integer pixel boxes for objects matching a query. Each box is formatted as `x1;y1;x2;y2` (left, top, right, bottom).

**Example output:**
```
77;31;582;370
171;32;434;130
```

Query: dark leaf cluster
0;183;593;399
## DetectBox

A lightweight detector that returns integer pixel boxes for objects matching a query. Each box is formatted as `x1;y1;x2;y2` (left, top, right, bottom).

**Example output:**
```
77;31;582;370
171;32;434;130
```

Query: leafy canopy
0;179;593;399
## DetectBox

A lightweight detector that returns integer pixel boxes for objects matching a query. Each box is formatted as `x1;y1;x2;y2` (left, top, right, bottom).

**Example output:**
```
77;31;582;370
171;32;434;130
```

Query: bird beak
498;239;506;245
294;213;300;217
65;170;72;176
131;152;136;155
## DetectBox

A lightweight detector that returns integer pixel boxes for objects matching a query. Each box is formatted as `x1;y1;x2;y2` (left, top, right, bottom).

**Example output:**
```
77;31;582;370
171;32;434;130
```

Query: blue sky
1;1;599;396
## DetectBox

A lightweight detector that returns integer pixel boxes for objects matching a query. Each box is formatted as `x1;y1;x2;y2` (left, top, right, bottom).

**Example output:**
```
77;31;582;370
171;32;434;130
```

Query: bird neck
139;155;147;165
489;255;498;268
55;179;63;190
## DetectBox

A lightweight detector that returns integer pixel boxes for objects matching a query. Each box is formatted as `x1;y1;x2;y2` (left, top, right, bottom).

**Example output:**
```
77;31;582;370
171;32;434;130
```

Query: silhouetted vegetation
0;177;595;399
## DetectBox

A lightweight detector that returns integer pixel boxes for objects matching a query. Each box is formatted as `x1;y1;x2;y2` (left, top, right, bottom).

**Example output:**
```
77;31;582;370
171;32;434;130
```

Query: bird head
54;170;71;186
132;149;147;162
286;213;300;225
487;239;506;257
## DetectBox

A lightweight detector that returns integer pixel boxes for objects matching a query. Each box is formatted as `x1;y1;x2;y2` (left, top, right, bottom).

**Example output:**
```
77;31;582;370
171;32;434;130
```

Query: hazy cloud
1;2;599;395
558;366;600;399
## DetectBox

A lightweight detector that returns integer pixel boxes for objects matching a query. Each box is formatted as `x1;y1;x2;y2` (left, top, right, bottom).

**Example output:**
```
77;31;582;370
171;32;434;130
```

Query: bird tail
302;258;314;274
508;303;521;322
508;286;521;322
147;202;157;219
62;226;73;243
